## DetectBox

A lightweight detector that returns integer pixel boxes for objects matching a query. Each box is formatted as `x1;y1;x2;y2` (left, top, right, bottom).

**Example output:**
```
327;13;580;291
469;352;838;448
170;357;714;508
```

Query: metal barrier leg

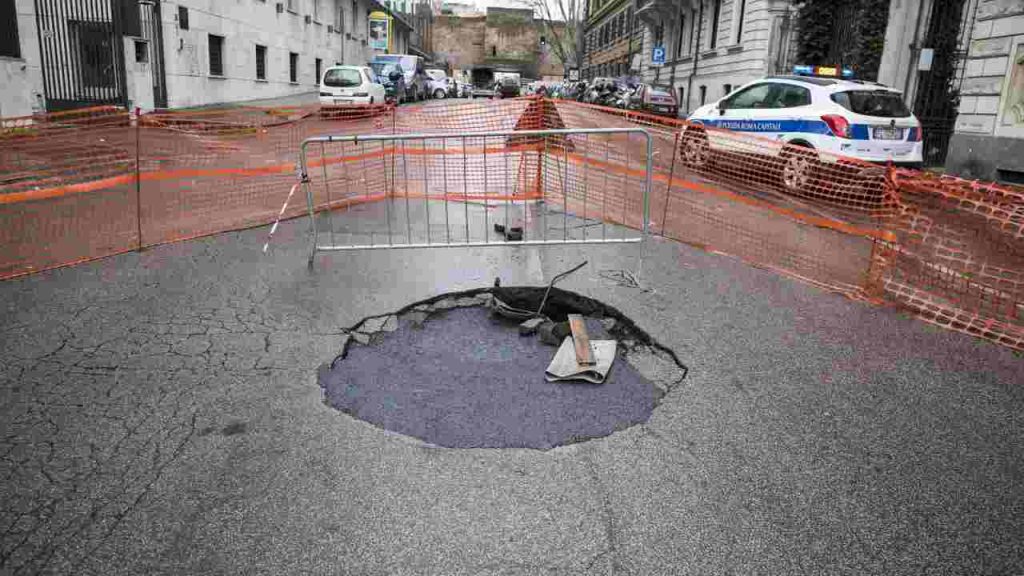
301;145;316;267
637;131;654;285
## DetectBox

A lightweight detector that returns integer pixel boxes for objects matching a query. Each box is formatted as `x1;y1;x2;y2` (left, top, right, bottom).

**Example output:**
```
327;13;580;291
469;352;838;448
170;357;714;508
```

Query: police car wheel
681;129;710;168
781;146;816;193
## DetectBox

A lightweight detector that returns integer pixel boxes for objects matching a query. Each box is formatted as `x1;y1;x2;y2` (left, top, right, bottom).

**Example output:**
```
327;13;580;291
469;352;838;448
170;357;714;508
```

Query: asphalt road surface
1;200;1022;575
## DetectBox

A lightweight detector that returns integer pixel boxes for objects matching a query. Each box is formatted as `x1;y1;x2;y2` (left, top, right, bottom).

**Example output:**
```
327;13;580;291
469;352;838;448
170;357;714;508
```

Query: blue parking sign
652;45;666;66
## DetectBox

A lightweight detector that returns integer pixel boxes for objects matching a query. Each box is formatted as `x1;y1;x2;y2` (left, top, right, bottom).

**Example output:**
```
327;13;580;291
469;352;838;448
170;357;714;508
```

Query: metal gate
139;0;167;108
912;0;977;166
299;128;653;276
35;0;129;111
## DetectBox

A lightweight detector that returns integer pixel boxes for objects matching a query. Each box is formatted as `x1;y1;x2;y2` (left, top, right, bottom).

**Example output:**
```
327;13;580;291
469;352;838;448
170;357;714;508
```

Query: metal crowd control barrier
299;128;653;279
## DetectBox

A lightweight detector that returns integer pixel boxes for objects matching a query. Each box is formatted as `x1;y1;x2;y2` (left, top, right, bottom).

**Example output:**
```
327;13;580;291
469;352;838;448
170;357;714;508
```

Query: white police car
682;66;923;193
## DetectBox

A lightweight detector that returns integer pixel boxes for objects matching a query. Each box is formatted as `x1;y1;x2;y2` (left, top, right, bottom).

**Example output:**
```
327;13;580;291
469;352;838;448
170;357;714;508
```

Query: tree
794;0;833;66
518;0;585;74
794;0;890;81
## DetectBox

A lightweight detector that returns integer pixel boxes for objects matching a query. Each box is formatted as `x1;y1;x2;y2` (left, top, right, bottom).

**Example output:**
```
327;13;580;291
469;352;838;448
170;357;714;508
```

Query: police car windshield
831;90;911;118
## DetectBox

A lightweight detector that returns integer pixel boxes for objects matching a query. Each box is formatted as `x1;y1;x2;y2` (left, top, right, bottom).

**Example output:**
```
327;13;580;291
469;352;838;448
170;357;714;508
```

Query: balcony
635;0;682;26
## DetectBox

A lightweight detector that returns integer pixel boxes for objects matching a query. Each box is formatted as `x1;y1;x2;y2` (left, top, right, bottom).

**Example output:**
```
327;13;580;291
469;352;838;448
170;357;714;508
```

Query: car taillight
821;114;851;139
909;125;922;141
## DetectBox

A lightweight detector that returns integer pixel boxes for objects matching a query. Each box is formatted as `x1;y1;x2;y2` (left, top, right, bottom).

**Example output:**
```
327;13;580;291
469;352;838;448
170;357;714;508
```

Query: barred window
208;35;224;76
256;45;267;80
0;0;18;58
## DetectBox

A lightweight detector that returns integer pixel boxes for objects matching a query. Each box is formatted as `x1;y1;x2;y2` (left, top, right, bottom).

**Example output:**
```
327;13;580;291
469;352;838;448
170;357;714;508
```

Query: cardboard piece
545;336;617;384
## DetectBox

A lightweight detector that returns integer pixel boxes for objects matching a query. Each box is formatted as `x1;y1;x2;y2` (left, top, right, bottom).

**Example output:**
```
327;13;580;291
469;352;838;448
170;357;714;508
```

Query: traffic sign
652;45;666;67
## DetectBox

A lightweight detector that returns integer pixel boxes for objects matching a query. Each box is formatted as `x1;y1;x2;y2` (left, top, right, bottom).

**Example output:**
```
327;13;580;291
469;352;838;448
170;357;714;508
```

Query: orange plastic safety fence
544;99;1022;350
1;97;1021;351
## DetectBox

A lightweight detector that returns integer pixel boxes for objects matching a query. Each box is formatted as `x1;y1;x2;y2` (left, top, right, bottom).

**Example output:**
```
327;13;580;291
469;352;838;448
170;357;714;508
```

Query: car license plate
873;127;903;140
334;99;352;104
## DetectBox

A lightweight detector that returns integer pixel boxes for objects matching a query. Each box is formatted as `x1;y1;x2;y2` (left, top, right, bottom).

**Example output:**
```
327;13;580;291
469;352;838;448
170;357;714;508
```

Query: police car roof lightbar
793;65;854;79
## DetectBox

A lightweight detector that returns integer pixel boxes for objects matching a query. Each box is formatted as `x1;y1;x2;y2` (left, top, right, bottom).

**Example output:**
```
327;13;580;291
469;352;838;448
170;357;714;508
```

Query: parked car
632;84;679;117
496;76;520;99
369;61;408;103
469;84;496;99
425;69;454;99
457;81;473;98
371;54;428;101
319;65;386;106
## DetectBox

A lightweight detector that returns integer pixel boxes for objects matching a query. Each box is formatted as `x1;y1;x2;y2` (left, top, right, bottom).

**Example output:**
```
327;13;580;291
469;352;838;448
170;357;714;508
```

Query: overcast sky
471;0;528;9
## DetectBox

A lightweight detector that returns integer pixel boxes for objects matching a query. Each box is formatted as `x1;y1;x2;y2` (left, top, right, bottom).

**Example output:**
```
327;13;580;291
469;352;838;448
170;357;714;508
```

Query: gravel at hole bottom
320;306;659;449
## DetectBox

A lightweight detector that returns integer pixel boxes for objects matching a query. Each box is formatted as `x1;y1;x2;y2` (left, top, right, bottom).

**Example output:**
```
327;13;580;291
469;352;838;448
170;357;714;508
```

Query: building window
256;45;267;80
734;0;746;43
313;0;320;21
0;0;20;58
178;5;189;30
653;24;663;48
723;84;731;95
709;0;721;49
678;87;685;110
689;9;697;53
287;0;297;12
699;85;706;105
209;35;224;76
134;40;148;63
351;0;358;34
289;52;298;82
491;45;497;57
675;12;686;58
315;57;322;82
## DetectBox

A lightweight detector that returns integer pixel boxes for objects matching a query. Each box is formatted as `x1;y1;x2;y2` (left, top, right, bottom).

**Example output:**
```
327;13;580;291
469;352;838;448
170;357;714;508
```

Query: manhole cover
318;288;687;449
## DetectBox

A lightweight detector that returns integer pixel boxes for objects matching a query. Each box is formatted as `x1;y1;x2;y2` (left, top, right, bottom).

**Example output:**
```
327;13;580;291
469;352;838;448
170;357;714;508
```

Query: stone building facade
945;0;1024;182
633;0;798;116
583;0;642;79
0;0;415;115
431;8;565;81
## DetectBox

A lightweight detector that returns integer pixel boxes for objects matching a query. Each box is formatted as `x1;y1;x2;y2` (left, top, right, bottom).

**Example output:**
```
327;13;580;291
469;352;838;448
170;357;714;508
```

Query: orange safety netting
1;97;1021;350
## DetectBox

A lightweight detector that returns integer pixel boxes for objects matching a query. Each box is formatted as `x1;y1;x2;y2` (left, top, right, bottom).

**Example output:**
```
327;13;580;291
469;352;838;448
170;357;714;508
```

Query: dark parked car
496;77;520;99
370;62;408;103
631;84;679;117
371;54;429;101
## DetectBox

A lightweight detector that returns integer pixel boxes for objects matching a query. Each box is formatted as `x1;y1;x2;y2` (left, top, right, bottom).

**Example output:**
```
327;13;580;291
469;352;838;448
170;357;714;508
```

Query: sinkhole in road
318;287;688;449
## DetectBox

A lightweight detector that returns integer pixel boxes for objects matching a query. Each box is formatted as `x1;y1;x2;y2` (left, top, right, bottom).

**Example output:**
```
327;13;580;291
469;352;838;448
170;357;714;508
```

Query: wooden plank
567;314;595;366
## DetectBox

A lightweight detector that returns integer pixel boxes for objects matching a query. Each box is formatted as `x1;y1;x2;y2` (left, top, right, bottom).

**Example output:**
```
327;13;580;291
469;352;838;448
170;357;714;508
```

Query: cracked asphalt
1;209;1022;575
